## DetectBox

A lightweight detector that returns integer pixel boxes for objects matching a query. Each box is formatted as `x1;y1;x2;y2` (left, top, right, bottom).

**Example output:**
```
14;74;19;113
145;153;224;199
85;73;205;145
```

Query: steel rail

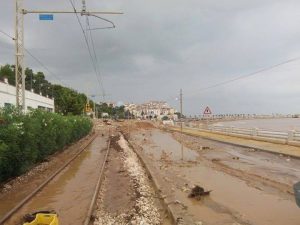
0;133;98;225
83;137;111;225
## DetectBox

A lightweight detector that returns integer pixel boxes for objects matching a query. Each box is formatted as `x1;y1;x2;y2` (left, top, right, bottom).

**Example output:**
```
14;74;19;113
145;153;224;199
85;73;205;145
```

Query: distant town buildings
0;78;54;112
124;101;177;120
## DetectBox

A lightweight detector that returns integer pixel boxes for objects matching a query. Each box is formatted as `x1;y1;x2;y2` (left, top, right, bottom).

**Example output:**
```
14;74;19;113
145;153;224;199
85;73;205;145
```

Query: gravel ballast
94;134;161;225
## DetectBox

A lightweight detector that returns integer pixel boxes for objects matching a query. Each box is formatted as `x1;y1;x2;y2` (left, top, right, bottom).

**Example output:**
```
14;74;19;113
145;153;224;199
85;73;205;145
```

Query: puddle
134;130;198;161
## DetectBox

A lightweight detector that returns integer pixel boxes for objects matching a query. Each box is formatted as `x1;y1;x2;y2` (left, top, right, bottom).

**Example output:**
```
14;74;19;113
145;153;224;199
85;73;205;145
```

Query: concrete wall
0;80;54;112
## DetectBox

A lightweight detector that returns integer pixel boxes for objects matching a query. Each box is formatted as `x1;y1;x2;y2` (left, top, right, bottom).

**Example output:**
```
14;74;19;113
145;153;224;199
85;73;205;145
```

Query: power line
87;14;115;30
0;30;14;40
86;16;105;97
189;56;300;95
0;29;67;87
24;50;68;87
68;0;105;97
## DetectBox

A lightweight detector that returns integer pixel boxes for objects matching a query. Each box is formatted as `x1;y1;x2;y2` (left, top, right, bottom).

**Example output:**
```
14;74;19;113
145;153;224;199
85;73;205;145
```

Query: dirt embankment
135;121;155;129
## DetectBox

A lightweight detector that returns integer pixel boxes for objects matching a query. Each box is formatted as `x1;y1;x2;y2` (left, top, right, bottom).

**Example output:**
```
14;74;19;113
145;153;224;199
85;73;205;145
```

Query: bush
0;108;93;182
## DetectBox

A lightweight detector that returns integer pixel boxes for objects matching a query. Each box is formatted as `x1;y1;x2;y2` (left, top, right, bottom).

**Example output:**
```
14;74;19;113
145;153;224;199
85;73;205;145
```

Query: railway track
0;133;111;225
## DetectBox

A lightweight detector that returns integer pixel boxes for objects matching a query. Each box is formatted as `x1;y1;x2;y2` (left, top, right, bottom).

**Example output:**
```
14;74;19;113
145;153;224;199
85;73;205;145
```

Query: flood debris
211;158;220;162
188;185;212;200
194;221;203;225
160;150;172;162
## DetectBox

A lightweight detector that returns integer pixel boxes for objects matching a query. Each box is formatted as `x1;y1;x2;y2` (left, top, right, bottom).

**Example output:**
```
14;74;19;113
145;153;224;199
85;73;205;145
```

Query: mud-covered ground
171;132;300;195
0;121;172;225
0;120;110;225
0;131;98;220
125;122;300;225
93;133;172;225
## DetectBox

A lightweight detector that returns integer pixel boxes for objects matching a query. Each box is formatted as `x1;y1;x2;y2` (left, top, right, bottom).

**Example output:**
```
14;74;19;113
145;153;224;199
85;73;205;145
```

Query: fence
173;122;300;146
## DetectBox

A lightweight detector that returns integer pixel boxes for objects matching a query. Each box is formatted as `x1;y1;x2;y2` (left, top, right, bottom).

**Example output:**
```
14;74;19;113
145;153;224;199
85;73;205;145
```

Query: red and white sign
203;106;212;115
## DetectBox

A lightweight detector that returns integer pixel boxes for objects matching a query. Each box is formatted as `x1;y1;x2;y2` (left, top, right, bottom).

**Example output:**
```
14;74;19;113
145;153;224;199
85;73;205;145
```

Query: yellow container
23;213;58;225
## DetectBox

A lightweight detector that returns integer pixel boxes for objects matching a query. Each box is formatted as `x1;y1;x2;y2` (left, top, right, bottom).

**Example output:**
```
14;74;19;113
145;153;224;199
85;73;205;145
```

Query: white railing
173;122;300;145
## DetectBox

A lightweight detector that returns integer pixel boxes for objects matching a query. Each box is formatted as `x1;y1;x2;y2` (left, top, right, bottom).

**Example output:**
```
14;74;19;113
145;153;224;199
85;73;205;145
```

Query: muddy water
131;129;300;225
178;165;300;225
4;135;108;225
176;133;300;187
135;131;198;161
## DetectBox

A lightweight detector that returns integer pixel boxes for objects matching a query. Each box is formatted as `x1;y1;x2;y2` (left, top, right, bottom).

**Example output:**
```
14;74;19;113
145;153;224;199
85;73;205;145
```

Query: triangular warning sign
203;106;212;115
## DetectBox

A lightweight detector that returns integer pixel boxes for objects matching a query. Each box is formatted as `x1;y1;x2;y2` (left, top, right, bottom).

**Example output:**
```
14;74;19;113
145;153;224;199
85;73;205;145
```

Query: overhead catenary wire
0;29;68;87
190;56;300;95
163;56;300;104
87;14;115;30
0;30;14;40
86;16;105;98
68;0;106;100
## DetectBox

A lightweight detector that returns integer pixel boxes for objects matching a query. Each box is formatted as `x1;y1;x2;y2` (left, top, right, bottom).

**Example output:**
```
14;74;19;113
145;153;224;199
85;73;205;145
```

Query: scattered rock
181;186;190;193
211;158;220;162
94;135;161;225
195;221;203;225
176;217;184;224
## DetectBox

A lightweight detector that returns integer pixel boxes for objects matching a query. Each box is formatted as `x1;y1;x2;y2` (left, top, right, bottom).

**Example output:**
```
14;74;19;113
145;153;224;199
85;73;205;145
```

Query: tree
175;112;184;119
52;85;87;115
161;116;169;121
0;64;15;85
1;64;89;115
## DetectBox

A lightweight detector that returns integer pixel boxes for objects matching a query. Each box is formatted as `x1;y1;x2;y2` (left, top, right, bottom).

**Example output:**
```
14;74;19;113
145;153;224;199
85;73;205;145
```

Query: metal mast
82;0;86;13
15;0;26;110
13;0;121;111
180;88;183;160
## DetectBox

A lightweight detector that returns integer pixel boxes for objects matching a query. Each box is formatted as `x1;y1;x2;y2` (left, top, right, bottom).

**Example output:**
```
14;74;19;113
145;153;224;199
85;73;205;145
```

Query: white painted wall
0;80;54;112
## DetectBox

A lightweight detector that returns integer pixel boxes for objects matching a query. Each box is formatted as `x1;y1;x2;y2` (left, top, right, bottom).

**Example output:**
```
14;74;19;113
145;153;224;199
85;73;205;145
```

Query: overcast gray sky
1;0;300;115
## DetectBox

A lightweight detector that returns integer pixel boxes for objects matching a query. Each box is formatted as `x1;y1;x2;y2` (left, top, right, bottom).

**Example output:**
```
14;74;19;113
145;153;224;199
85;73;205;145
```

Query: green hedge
0;108;93;182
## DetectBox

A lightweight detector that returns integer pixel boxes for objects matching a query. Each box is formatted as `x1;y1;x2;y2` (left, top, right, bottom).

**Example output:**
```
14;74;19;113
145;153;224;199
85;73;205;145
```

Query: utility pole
15;0;25;110
180;88;183;161
82;0;86;14
14;0;122;110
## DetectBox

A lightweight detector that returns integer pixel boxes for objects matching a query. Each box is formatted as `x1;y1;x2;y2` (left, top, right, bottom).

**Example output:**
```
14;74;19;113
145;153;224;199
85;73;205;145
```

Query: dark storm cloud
2;0;300;114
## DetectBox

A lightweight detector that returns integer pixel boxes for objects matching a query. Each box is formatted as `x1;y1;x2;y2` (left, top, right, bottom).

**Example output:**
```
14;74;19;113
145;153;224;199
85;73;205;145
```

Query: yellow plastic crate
23;213;58;225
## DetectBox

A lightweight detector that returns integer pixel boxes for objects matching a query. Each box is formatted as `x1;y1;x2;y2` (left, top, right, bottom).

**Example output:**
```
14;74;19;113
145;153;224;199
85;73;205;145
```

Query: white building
0;78;54;112
124;101;177;120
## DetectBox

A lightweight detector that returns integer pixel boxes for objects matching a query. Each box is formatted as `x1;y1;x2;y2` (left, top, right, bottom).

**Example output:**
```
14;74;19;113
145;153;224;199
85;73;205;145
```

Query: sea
214;118;300;132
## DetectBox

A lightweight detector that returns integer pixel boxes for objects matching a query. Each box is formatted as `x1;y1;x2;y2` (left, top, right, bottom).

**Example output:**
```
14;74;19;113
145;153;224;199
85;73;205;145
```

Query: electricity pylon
14;0;122;111
15;0;25;110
